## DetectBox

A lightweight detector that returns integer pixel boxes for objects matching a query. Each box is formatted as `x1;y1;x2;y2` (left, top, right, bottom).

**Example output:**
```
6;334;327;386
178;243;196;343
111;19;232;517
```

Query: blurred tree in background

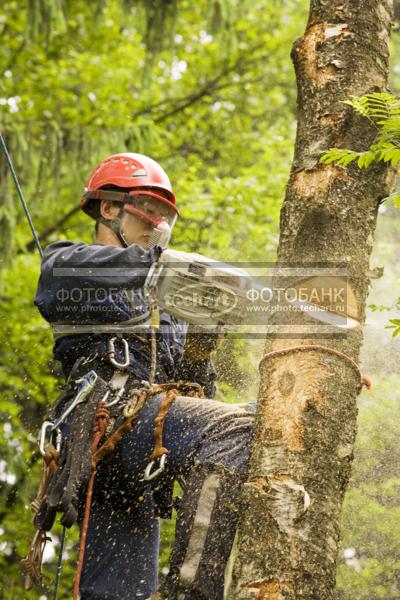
0;1;399;598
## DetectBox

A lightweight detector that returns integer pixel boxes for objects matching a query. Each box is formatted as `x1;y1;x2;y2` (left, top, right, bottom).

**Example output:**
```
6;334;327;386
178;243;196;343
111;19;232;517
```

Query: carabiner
107;337;130;369
38;370;98;456
51;370;98;430
105;384;126;407
144;453;167;481
39;421;61;456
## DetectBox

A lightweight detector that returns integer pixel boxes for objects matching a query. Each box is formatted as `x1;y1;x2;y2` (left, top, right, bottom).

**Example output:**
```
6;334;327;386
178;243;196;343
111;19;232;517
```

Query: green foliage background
0;1;399;598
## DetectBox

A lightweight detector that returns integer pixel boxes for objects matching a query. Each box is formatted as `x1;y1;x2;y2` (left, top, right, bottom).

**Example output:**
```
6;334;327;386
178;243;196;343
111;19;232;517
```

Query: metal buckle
144;261;163;300
144;453;167;481
104;384;126;407
38;370;98;456
107;337;130;369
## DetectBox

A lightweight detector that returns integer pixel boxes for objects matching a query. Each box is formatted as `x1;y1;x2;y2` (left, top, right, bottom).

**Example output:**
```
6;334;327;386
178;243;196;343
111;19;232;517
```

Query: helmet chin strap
98;208;130;248
98;207;172;249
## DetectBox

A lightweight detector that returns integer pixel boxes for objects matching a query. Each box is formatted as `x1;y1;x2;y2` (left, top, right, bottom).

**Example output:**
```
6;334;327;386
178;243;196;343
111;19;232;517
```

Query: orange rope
147;382;204;461
94;390;148;463
30;446;59;518
150;388;178;461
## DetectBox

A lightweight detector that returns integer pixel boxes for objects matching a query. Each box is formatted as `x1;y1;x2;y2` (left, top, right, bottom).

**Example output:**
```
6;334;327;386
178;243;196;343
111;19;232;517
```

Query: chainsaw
144;248;358;331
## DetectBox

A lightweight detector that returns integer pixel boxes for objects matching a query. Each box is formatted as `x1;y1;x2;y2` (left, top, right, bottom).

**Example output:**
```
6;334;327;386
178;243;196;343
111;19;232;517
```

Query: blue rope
52;526;67;600
0;132;43;257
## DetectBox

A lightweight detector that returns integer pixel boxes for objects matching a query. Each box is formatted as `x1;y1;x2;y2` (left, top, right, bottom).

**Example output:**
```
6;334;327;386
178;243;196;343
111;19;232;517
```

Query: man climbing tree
228;1;396;598
26;153;255;599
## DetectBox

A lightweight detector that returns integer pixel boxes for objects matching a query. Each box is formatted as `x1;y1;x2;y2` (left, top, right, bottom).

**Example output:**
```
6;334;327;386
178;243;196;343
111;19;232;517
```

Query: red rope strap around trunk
259;344;371;390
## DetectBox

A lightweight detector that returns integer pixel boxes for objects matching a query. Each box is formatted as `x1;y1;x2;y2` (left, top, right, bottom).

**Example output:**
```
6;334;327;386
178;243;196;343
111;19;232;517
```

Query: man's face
98;191;176;249
120;210;154;249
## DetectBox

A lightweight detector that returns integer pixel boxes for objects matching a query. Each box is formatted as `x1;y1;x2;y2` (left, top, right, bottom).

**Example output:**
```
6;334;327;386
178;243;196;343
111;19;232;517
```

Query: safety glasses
124;191;178;228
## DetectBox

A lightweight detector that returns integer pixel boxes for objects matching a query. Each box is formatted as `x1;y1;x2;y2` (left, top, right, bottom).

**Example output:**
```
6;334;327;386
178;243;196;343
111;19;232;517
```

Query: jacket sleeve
34;240;161;324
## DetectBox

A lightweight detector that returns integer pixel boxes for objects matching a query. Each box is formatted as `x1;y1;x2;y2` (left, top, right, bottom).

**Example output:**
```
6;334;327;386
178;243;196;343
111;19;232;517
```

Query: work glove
183;324;226;362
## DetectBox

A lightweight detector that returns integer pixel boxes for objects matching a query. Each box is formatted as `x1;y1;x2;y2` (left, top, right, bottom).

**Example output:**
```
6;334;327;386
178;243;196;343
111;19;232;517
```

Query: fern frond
320;147;359;167
321;92;400;169
345;92;400;123
386;319;400;337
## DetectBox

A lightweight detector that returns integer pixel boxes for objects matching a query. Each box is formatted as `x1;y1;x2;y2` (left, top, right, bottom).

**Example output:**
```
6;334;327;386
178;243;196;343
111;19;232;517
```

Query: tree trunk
228;1;395;598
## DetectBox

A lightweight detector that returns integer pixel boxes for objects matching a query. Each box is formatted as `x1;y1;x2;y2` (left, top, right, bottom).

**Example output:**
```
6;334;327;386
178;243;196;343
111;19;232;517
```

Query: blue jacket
34;240;216;397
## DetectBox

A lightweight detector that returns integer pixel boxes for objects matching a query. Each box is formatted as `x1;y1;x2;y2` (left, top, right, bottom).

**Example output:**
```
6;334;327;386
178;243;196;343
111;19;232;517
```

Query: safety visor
83;189;179;228
124;190;178;228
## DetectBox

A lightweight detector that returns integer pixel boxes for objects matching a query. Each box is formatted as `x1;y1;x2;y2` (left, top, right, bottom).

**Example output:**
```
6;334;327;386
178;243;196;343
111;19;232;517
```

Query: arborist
29;153;255;599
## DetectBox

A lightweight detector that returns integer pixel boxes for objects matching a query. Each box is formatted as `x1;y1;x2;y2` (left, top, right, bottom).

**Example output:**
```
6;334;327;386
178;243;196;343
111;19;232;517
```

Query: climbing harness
24;322;205;597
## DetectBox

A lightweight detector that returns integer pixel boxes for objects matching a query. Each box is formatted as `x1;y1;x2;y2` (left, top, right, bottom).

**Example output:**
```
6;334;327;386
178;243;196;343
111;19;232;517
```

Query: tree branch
131;43;268;123
1;40;26;77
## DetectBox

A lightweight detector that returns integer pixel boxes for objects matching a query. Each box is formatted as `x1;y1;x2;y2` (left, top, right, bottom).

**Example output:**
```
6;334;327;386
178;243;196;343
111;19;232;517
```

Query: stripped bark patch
267;477;311;535
324;23;352;39
376;1;393;29
260;347;331;452
296;23;353;86
247;579;293;599
318;112;344;131
292;165;350;199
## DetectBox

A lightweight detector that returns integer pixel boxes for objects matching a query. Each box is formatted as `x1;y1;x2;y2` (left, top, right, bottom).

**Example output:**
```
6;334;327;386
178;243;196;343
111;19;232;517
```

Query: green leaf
385;319;400;337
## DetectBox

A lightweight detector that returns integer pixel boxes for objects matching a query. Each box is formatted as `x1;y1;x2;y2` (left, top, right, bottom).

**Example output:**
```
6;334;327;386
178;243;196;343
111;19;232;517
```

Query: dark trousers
80;394;255;600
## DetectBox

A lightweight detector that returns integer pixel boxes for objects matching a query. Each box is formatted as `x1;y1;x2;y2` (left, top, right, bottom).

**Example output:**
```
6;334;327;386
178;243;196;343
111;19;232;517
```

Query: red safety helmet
81;153;178;227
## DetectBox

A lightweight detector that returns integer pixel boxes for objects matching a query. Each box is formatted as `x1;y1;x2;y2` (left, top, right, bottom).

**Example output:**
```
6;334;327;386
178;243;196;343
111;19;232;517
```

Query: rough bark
227;1;395;599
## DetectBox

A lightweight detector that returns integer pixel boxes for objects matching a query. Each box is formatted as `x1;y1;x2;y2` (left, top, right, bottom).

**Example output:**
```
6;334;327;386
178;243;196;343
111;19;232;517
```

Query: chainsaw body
144;249;264;329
